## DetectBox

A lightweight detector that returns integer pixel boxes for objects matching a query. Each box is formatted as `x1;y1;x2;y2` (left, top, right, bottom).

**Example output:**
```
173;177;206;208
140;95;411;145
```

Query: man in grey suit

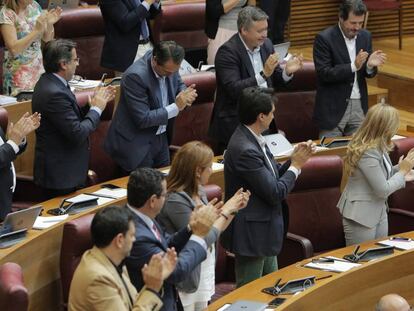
221;87;314;287
32;39;115;198
104;41;198;172
0;112;40;220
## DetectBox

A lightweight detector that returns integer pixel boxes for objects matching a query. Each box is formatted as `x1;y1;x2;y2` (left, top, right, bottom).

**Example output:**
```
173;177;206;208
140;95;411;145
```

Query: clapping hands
7;112;41;145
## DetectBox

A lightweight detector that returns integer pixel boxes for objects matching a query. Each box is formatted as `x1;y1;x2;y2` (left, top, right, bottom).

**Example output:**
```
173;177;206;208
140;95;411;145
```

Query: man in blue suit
221;87;314;287
125;168;218;311
104;41;197;172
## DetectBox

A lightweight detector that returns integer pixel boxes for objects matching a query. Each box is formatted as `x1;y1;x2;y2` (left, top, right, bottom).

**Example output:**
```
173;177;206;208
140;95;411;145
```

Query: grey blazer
337;148;405;228
157;189;219;293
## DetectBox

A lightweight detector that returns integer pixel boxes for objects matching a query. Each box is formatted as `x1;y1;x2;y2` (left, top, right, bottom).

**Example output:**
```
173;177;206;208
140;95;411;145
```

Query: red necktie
152;223;162;241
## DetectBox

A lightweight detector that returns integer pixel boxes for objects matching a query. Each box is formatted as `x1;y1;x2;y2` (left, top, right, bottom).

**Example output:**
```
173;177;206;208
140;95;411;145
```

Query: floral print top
0;2;44;95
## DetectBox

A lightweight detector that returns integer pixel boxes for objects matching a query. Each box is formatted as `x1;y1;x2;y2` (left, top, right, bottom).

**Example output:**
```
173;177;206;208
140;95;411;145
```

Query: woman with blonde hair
157;140;250;311
338;103;414;246
0;0;62;95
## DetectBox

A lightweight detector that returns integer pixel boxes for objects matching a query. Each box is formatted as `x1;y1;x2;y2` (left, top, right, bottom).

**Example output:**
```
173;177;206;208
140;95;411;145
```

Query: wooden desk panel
208;233;414;310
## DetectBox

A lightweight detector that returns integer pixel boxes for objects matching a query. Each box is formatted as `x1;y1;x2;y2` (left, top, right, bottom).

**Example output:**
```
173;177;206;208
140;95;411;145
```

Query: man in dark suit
260;0;291;44
0;112;40;220
210;6;303;153
125;168;219;311
221;87;314;287
104;41;197;172
313;0;386;138
100;0;161;74
32;39;115;198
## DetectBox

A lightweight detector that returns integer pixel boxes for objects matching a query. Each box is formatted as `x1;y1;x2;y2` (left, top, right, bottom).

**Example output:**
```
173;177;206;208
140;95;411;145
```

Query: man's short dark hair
238;87;275;125
339;0;367;20
91;206;133;248
152;41;185;66
127;168;165;208
42;39;77;73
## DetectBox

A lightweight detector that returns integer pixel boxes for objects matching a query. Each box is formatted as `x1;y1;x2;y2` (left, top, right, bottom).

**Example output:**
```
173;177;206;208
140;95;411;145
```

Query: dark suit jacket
209;34;285;146
221;125;296;257
313;25;377;130
0;128;26;220
126;212;207;311
100;0;161;72
32;73;101;189
104;51;186;171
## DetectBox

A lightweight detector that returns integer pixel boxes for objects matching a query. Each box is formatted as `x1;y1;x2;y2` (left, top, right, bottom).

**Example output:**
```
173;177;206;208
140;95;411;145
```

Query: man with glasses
32;39;116;198
105;41;197;172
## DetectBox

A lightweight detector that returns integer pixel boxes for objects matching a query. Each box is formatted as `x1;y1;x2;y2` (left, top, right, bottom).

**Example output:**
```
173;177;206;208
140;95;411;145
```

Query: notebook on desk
273;41;290;59
0;205;42;248
264;133;294;157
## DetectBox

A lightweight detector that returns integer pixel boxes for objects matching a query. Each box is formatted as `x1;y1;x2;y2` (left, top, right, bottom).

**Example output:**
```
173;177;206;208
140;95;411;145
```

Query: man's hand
142;253;164;292
176;84;197;111
263;53;279;78
161;248;177;280
285;54;304;76
367;50;387;69
7;112;41;145
46;7;63;26
89;86;116;111
290;140;315;170
221;188;251;215
189;201;220;238
355;49;369;71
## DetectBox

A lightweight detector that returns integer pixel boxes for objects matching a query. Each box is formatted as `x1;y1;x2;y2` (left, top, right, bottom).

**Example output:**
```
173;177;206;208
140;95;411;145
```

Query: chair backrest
0;107;8;133
152;2;208;67
54;7;114;79
274;61;319;143
60;214;94;305
287;155;345;253
171;71;216;148
0;262;28;311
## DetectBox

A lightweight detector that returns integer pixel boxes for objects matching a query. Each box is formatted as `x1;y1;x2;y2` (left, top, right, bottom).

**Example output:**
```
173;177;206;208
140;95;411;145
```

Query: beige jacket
68;246;162;311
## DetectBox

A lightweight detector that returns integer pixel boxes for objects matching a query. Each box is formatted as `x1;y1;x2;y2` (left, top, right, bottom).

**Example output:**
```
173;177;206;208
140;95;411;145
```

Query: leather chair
152;2;208;67
279;155;344;268
364;0;402;50
60;214;94;308
274;61;319;143
0;262;28;311
171;71;217;156
54;7;114;79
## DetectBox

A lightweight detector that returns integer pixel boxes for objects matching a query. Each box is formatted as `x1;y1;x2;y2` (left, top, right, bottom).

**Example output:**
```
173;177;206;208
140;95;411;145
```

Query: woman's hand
46;7;63;26
221;188;251;215
34;13;48;34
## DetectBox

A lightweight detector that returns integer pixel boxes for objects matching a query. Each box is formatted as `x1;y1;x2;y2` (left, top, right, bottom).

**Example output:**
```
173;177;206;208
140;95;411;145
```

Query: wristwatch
260;70;267;80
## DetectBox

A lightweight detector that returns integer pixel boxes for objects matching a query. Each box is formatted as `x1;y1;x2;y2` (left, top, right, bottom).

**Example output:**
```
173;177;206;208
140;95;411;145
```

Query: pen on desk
391;236;411;241
83;193;118;200
353;245;360;256
315;275;333;281
274;278;282;288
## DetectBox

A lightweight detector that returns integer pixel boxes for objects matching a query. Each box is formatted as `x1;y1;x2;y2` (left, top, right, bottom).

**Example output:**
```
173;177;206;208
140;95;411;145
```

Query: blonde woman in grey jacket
338;103;414;246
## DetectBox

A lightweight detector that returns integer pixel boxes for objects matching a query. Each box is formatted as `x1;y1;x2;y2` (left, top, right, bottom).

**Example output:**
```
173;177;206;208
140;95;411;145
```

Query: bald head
376;294;411;311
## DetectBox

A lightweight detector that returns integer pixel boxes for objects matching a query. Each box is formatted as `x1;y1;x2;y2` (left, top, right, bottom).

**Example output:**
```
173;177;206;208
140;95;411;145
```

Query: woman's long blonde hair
167;141;214;197
341;103;399;190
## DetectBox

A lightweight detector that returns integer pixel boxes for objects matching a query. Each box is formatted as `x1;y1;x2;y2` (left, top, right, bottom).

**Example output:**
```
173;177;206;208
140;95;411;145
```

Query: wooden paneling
289;0;414;47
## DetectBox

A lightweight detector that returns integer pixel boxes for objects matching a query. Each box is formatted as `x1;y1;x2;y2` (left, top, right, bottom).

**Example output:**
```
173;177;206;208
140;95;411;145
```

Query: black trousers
260;0;291;44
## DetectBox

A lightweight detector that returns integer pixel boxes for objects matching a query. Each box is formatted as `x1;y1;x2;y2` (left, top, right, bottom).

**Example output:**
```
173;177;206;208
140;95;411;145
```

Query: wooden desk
208;232;414;311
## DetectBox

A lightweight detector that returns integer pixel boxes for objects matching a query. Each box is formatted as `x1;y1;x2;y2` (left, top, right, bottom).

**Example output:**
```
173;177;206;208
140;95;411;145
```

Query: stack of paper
304;256;361;273
92;188;127;199
0;95;17;105
378;239;414;251
69;79;101;89
67;193;113;206
33;215;69;229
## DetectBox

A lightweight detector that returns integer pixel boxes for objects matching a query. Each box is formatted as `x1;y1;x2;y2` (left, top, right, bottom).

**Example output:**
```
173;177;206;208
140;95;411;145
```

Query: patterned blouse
0;2;44;95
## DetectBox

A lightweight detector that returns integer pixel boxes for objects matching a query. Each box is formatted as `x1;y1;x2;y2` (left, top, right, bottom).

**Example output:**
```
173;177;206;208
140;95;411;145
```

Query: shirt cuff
7;140;20;154
288;166;301;179
190;234;207;251
255;72;266;86
282;69;293;81
141;1;150;10
166;103;179;119
90;106;103;116
153;1;160;9
366;65;374;74
351;62;357;73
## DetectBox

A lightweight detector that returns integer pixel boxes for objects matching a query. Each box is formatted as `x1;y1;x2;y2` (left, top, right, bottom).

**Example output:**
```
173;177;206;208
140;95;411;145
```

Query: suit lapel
48;73;81;117
234;35;256;79
334;25;352;64
147;58;163;109
260;47;272;87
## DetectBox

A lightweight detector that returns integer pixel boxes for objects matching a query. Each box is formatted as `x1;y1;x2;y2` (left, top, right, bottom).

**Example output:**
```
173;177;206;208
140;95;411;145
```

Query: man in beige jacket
68;205;177;311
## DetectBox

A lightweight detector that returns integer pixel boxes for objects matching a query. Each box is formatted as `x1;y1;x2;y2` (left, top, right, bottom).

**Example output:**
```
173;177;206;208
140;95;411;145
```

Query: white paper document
378;239;414;251
92;188;127;199
68;79;101;89
304;256;361;273
33;215;69;229
65;193;113;206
